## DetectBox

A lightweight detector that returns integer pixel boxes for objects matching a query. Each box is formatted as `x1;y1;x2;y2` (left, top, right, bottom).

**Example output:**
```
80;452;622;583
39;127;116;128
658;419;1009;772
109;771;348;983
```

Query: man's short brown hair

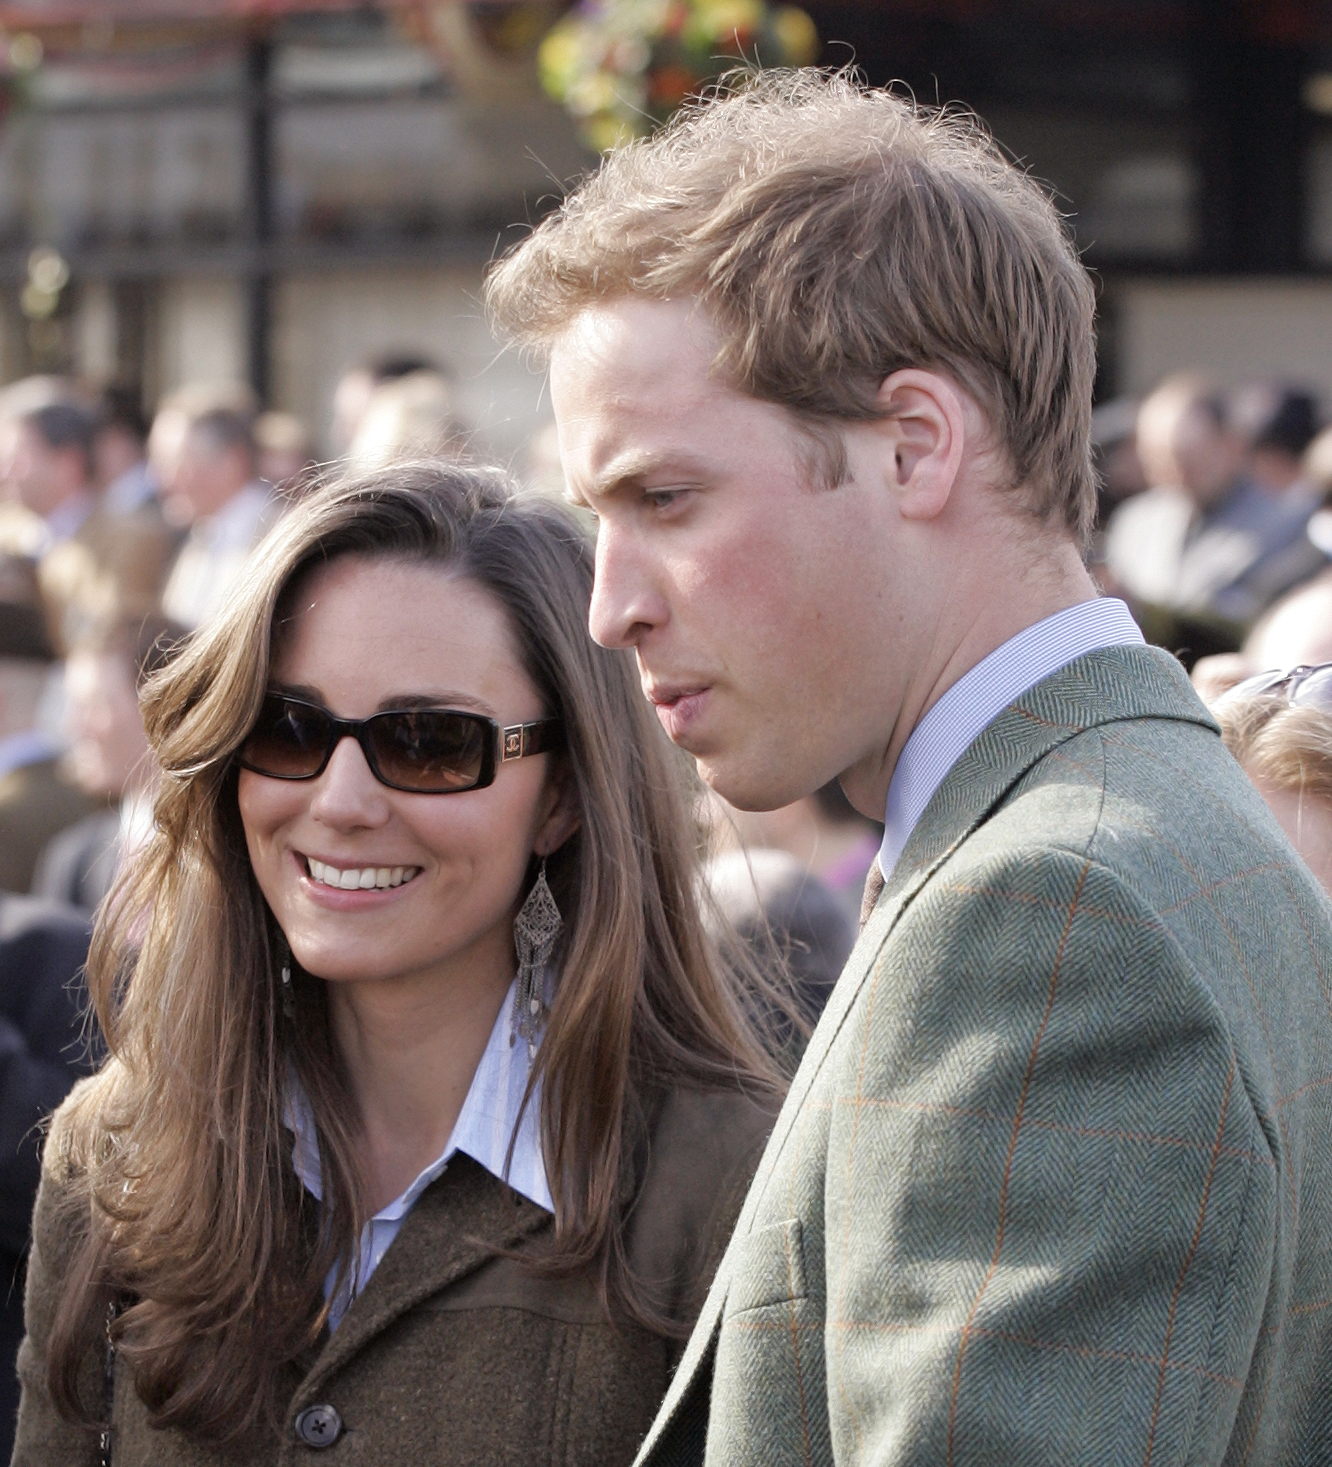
487;69;1099;544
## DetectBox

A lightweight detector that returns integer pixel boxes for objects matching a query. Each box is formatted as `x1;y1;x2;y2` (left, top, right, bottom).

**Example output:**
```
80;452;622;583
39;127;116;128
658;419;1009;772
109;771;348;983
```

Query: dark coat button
294;1403;343;1448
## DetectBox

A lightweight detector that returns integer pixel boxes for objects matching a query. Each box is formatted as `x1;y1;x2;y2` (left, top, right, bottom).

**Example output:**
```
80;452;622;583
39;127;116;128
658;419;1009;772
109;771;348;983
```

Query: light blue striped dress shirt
878;597;1145;878
286;976;553;1330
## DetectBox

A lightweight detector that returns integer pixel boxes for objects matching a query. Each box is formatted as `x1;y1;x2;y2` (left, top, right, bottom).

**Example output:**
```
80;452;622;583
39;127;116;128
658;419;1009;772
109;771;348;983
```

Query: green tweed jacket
634;644;1332;1467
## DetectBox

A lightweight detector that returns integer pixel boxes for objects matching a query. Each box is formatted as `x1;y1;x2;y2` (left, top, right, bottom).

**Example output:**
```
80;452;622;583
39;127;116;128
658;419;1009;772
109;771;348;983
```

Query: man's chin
696;754;813;813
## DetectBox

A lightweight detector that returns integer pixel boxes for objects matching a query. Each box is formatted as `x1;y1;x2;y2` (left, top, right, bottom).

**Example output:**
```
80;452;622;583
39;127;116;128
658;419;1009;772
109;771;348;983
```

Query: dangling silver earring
511;858;561;1059
278;936;296;1022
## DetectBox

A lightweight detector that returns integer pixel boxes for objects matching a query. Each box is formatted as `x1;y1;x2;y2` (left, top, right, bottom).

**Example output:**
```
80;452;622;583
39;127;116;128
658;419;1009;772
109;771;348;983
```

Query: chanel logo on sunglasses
503;730;523;759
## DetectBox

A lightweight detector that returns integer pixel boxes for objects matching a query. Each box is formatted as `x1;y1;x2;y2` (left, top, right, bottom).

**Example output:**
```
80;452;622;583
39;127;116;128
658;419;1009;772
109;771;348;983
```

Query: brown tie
859;858;885;932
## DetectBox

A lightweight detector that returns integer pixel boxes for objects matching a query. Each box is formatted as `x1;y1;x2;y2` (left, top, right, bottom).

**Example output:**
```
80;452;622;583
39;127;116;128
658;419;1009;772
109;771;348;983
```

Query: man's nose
588;522;666;649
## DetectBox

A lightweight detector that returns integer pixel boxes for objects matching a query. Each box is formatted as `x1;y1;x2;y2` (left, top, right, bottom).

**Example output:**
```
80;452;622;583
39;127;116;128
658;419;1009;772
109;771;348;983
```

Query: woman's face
1249;773;1332;899
65;650;150;799
238;555;575;994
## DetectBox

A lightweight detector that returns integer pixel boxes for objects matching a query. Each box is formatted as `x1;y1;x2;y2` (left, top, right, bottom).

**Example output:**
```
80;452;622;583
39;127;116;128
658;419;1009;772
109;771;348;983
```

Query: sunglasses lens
368;710;488;792
240;697;331;779
1294;665;1332;713
1228;668;1292;701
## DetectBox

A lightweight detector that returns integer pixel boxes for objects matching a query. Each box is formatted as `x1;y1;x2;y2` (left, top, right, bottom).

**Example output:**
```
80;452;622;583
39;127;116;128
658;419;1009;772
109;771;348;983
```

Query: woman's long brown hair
46;462;790;1440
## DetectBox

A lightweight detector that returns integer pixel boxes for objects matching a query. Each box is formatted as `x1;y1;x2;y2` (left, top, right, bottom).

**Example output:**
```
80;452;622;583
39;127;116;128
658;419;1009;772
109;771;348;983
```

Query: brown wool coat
12;1086;775;1467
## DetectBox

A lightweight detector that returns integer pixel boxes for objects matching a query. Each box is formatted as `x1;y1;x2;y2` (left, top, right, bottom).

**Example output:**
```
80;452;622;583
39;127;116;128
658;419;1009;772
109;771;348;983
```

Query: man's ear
533;760;581;857
876;368;968;522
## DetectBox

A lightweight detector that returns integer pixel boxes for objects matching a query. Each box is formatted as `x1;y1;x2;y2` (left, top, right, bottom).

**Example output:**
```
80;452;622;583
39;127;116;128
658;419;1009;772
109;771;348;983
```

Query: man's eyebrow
586;449;706;499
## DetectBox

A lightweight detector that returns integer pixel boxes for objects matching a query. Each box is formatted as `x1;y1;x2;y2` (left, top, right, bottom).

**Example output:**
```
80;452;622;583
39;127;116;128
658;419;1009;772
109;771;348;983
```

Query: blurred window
1304;130;1332;265
985;108;1200;264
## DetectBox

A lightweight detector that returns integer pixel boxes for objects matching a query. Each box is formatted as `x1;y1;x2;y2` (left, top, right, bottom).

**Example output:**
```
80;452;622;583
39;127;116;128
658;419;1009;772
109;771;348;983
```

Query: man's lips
645;682;708;709
644;683;711;741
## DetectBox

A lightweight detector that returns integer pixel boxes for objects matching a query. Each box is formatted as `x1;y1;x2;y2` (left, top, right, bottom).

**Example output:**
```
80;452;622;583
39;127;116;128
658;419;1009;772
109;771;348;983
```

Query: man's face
550;298;906;813
165;427;249;523
1170;405;1244;509
2;420;85;517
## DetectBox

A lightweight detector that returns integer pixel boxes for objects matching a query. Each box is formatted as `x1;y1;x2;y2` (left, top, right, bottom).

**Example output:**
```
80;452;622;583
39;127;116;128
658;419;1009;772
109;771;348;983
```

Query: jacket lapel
754;646;1214;1209
295;1154;552;1398
634;644;1217;1465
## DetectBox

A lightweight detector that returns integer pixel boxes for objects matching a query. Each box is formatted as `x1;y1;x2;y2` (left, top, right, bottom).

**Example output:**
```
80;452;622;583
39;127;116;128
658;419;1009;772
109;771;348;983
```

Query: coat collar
769;644;1215;1175
883;641;1215;905
293;1154;552;1402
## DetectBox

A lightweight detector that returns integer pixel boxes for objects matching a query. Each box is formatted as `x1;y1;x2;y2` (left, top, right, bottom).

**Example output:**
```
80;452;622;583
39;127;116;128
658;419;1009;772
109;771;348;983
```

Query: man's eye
645;489;684;510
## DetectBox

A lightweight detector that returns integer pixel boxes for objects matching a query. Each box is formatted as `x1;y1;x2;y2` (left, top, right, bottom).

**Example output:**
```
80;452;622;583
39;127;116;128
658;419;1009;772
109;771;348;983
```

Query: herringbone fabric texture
635;644;1332;1467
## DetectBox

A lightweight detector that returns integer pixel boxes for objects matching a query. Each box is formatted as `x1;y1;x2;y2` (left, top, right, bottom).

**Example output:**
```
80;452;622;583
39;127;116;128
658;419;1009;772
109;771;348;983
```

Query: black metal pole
245;34;274;405
1192;0;1311;274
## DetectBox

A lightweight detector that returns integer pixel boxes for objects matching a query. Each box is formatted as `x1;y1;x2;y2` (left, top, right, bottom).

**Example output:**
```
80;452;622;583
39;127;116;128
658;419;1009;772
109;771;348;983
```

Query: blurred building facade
0;2;1330;445
0;2;587;460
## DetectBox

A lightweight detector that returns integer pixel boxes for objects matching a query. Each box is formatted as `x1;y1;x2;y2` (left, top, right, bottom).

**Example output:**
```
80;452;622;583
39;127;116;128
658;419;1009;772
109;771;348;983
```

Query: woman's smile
302;855;422;891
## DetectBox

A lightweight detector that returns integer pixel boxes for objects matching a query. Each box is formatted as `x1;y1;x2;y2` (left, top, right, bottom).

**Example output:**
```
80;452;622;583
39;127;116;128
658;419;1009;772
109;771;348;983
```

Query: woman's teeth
306;858;419;891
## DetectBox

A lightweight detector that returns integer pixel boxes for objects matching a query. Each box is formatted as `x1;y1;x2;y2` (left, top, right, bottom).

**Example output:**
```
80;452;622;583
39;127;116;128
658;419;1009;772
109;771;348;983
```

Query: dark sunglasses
1225;662;1332;713
238;693;562;794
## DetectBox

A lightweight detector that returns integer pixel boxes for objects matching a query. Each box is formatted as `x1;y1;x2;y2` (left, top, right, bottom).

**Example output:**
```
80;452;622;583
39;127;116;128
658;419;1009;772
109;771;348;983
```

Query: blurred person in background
40;389;183;648
1089;395;1146;534
0;383;77;565
329;353;441;456
345;369;468;473
158;396;279;629
0;599;100;893
1302;424;1332;561
1105;374;1323;632
1229;381;1321;496
705;844;853;1037
146;381;257;512
706;779;882;927
255;410;315;490
0;895;94;1465
0;401;96;552
699;779;877;1029
1192;568;1332;703
33;611;184;912
1211;665;1332;899
93;387;155;516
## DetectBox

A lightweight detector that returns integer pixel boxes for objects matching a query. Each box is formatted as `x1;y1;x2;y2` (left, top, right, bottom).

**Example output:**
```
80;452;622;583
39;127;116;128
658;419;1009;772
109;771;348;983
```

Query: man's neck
845;535;1099;820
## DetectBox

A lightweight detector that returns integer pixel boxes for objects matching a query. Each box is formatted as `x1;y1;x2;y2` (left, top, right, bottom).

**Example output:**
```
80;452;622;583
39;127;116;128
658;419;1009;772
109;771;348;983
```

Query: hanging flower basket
538;0;818;151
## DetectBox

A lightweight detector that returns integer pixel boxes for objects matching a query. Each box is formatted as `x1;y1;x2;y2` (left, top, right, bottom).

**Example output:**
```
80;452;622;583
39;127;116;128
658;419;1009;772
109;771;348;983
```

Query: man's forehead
548;303;715;483
551;297;721;398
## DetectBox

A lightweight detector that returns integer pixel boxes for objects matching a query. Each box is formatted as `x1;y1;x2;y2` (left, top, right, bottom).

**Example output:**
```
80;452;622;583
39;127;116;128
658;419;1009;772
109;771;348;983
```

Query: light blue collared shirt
879;597;1144;878
287;977;553;1330
0;728;58;783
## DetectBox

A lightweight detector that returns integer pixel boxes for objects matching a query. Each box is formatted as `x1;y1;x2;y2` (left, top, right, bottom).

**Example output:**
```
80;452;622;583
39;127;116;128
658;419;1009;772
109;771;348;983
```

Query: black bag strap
99;1299;118;1467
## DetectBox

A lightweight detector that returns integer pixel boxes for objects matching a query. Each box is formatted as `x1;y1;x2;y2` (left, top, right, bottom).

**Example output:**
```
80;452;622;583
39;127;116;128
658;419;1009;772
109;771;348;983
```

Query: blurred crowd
1086;372;1332;900
0;357;477;915
0;360;1330;955
1094;373;1332;668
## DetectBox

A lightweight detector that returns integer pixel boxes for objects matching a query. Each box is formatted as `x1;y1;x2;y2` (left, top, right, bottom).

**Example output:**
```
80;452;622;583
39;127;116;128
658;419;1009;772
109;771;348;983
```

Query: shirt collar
879;597;1144;878
101;461;157;516
286;974;553;1220
45;490;95;542
0;728;58;783
194;481;273;546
